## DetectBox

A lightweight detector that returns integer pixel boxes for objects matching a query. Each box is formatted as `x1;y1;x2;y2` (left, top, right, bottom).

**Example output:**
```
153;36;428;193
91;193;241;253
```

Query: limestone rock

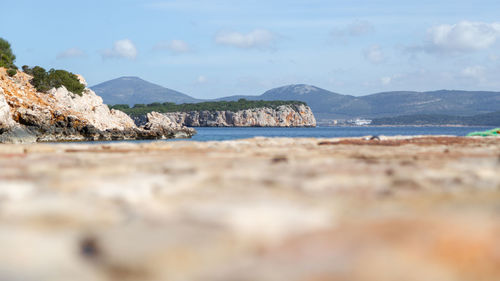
162;104;317;127
0;88;14;130
47;87;136;131
144;111;196;138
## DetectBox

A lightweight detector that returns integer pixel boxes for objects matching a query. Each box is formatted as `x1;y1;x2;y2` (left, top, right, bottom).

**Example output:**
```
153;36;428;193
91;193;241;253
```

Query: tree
0;38;16;69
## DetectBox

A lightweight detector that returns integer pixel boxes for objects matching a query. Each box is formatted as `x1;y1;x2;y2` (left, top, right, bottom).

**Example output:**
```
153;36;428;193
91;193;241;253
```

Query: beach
0;136;499;281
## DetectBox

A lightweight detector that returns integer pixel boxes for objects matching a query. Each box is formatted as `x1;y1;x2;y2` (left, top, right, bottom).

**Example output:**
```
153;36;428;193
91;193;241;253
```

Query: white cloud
380;76;392;85
215;29;275;49
380;74;403;86
331;20;374;38
197;75;208;83
461;65;486;81
56;48;85;59
153;40;191;54
363;45;385;64
423;21;500;53
102;39;138;59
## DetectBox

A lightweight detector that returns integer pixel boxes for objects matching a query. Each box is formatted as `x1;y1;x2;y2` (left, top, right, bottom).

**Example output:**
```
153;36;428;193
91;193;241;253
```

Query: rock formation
144;112;196;138
157;104;317;127
0;68;195;143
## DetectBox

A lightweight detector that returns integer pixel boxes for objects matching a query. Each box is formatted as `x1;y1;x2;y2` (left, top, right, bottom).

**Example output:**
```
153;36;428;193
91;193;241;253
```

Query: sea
118;126;495;143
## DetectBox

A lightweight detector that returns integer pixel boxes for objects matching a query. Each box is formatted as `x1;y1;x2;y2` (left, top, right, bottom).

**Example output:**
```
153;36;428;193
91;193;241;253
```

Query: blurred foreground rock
0;136;499;281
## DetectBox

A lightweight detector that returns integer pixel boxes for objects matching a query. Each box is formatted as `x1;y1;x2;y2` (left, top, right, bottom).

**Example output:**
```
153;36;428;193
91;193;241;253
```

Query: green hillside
111;99;306;116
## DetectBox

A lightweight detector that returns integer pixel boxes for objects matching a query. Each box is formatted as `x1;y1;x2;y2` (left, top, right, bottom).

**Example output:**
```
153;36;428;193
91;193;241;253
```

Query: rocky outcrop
0;68;195;143
159;104;317;127
144;112;196;138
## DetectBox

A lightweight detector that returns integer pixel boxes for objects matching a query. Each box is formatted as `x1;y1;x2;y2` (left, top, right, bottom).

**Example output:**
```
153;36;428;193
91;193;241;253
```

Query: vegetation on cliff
0;38;18;77
0;37;84;95
111;99;307;116
22;66;85;96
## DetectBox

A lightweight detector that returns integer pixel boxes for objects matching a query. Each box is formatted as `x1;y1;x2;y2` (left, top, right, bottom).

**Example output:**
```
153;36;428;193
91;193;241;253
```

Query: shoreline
318;124;497;128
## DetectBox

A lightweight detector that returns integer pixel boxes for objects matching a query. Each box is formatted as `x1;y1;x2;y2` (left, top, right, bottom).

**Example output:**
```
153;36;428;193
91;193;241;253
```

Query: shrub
0;38;16;69
47;69;85;95
23;66;85;96
112;104;130;110
6;68;16;77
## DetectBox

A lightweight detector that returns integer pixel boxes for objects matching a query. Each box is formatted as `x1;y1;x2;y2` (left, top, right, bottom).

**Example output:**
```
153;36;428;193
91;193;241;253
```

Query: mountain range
90;77;500;120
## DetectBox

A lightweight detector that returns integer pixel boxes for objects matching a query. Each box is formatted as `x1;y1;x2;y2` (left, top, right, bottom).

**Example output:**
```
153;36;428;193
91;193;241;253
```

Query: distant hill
91;77;200;106
219;86;500;120
359;90;500;118
371;111;500;126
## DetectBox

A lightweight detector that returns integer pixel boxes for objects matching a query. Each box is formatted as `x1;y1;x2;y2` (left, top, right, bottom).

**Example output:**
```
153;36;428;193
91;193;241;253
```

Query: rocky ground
0;136;499;281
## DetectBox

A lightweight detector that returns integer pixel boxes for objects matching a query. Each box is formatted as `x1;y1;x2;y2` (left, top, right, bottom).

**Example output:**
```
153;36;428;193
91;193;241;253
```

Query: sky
1;0;500;99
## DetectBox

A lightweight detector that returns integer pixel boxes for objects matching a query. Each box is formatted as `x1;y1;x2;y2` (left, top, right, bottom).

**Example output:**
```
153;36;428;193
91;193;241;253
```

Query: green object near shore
467;128;500;137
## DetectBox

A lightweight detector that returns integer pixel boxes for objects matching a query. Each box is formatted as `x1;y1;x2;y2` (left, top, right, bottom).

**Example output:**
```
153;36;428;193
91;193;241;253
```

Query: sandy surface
0;136;499;281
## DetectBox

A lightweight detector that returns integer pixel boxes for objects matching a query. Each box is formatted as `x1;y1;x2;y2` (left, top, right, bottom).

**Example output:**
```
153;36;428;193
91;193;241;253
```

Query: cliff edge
159;104;317;127
0;68;195;143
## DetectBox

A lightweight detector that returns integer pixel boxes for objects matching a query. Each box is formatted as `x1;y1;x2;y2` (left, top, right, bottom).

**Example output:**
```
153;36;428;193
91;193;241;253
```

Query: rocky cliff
159;104;316;127
0;68;195;143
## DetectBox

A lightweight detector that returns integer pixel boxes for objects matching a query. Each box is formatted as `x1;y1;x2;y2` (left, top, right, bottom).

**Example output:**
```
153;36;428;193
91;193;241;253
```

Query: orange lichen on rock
0;68;55;115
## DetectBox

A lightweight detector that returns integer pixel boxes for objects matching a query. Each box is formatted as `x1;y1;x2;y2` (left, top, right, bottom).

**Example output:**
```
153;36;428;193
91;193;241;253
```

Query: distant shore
318;124;496;128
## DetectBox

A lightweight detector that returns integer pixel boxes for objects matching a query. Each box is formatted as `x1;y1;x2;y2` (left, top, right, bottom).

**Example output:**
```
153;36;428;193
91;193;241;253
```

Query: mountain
358;90;500;118
219;86;500;120
371;111;500;126
91;77;200;106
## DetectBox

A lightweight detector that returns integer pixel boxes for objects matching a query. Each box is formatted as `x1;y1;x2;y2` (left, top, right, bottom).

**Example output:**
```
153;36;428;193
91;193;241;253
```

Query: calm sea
119;126;494;143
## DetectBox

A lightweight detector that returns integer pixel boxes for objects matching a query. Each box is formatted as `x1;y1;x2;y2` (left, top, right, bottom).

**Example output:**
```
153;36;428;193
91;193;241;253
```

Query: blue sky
1;0;500;98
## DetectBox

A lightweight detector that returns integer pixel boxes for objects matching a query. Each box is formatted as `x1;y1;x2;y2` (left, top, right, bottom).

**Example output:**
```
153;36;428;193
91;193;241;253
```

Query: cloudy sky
2;0;500;98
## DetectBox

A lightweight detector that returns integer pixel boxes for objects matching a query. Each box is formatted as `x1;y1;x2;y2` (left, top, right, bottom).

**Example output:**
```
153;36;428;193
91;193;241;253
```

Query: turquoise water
79;126;494;144
161;126;495;142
